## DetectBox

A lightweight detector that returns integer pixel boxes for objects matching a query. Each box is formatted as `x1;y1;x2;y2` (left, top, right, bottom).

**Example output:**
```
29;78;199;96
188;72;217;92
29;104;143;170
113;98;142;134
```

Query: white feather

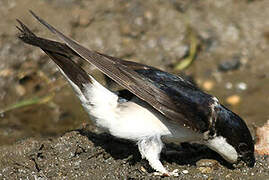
206;136;238;163
59;71;234;175
75;76;201;143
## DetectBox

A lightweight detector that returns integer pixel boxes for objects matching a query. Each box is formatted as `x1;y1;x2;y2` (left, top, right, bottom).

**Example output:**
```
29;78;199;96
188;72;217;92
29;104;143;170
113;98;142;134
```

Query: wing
96;53;218;132
18;11;220;133
99;54;218;132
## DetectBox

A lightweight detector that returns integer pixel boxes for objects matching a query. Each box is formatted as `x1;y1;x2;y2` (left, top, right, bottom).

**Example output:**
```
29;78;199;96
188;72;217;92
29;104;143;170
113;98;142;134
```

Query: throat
206;136;238;163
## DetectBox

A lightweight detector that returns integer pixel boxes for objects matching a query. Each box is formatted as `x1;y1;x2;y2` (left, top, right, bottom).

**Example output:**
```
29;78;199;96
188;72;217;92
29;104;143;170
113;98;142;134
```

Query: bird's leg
137;136;179;176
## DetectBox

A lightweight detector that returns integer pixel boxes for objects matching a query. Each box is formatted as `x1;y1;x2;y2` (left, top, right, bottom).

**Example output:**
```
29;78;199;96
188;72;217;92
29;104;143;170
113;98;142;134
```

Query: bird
16;11;255;176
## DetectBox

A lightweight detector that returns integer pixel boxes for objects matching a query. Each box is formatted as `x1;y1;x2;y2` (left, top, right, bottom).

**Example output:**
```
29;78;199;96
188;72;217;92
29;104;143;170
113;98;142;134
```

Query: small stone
71;8;92;27
202;80;214;91
226;95;241;105
225;82;233;90
134;17;143;26
120;25;132;35
0;68;14;77
236;82;247;91
218;58;241;72
196;159;219;169
198;167;213;174
140;166;146;173
79;14;92;27
144;11;153;21
182;170;189;174
15;84;26;96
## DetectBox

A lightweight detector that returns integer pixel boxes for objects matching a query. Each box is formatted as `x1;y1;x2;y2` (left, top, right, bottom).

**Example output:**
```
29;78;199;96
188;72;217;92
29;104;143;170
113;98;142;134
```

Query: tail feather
17;20;92;91
17;19;120;130
17;19;76;58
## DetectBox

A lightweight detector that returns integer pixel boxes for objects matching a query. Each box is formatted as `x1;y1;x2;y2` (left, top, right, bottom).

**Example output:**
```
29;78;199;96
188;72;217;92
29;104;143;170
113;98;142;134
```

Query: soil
0;0;268;179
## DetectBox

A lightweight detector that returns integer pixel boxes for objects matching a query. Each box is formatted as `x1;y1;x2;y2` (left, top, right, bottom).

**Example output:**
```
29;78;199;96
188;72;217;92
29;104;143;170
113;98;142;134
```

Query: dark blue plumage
135;68;215;132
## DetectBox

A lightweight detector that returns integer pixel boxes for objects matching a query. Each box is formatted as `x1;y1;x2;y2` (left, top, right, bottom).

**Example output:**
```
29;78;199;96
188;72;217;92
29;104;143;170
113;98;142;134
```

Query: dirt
0;0;269;179
0;130;268;180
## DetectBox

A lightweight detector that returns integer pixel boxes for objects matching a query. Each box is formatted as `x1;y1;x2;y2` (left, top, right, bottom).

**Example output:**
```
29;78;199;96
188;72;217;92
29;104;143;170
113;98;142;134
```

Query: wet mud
0;0;268;179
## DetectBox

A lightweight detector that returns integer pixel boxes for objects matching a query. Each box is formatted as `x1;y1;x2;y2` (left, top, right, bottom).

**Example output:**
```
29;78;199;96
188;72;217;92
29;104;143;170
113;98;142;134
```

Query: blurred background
0;0;269;146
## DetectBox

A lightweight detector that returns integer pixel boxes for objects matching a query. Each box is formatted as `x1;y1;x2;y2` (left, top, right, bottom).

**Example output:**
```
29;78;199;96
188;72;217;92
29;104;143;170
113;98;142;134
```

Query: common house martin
16;11;255;176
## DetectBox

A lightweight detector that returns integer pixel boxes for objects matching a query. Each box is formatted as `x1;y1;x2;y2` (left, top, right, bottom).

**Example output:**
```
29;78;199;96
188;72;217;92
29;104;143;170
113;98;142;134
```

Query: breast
109;100;172;141
110;98;203;143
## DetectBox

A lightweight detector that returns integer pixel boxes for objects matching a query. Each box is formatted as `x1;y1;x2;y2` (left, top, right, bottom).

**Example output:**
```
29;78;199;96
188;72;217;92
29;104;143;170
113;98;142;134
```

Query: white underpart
58;68;239;174
59;69;201;175
206;136;238;163
82;78;170;139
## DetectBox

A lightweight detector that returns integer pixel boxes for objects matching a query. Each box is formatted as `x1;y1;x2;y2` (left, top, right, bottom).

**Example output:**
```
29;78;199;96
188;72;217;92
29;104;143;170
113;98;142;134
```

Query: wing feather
19;11;220;132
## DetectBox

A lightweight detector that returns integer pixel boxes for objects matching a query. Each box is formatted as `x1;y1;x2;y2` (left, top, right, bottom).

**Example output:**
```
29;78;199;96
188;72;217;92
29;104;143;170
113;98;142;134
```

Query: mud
0;0;269;179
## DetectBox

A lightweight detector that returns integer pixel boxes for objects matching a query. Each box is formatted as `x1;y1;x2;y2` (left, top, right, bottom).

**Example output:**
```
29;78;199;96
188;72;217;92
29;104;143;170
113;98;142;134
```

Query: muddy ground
0;0;268;179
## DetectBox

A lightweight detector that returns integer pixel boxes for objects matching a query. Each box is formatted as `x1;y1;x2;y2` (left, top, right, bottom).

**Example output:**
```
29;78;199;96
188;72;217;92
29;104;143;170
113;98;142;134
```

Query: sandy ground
0;0;269;179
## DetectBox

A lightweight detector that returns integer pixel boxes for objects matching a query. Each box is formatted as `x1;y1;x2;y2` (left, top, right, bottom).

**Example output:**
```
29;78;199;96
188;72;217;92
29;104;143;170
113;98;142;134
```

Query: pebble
120;25;131;35
196;159;219;174
140;166;146;173
202;80;214;91
236;82;247;91
182;170;189;174
0;68;14;77
71;8;92;27
196;159;219;169
15;84;26;96
226;95;241;105
218;58;241;72
225;82;233;89
144;11;153;21
198;167;212;174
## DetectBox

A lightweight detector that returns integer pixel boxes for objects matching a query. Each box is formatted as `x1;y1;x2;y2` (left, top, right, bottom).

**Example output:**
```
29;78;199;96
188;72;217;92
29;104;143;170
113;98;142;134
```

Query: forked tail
17;20;92;91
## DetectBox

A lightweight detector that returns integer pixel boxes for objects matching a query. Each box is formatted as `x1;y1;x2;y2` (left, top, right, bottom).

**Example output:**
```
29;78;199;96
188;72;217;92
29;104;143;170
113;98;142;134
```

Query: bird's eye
238;143;248;152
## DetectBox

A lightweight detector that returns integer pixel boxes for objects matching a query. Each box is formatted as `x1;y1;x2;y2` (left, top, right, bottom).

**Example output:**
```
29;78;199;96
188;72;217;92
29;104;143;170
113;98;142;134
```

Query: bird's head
206;105;255;167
